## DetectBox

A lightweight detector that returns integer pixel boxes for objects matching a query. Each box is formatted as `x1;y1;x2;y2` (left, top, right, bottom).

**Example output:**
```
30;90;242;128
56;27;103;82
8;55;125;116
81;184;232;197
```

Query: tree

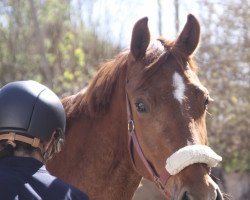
197;0;250;172
0;0;120;95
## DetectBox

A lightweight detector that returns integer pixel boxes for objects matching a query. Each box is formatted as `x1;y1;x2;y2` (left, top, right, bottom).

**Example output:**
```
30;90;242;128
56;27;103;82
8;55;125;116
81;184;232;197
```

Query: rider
0;80;89;200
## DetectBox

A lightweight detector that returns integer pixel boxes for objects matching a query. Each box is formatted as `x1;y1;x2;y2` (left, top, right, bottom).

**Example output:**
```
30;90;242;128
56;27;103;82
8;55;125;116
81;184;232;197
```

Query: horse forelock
137;39;198;90
143;40;165;65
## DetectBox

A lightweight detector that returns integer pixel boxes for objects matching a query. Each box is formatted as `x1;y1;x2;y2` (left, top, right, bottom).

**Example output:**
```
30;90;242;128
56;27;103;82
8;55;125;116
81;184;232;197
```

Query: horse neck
84;70;141;199
52;68;142;200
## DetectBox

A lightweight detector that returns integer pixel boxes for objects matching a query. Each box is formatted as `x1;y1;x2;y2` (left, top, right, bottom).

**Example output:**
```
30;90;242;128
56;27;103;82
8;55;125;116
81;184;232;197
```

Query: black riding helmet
0;80;65;142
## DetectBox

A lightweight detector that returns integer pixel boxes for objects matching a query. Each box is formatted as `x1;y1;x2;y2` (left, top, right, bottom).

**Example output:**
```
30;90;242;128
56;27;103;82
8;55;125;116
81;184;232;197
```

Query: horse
47;14;224;200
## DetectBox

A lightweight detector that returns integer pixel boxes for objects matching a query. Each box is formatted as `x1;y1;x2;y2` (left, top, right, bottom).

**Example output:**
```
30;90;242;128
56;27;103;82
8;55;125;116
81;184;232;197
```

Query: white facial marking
172;72;186;104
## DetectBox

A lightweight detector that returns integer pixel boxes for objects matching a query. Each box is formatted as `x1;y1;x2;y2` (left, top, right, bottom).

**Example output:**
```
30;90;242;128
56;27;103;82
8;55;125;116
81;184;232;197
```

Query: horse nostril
216;189;223;200
181;192;190;200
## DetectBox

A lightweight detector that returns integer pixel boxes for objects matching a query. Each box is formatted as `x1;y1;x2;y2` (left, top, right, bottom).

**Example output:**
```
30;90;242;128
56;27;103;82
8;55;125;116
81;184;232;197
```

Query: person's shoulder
0;170;20;198
60;180;89;200
68;187;89;200
50;178;89;200
0;168;19;185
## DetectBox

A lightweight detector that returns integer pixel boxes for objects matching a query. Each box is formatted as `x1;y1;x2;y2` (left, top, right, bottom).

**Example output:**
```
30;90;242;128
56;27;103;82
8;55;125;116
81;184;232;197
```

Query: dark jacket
0;156;89;200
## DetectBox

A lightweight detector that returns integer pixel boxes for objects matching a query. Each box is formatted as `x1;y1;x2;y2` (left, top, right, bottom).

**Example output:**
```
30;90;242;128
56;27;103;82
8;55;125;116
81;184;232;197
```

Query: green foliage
224;151;250;173
0;0;119;95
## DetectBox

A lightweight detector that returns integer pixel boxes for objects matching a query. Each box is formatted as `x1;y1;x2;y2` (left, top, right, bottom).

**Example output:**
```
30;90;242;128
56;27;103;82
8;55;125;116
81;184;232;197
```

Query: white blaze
172;72;186;104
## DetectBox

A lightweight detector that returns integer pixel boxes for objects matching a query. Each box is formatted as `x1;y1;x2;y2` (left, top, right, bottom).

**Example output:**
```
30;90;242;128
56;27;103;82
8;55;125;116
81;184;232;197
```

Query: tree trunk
29;0;53;87
157;0;162;36
174;0;179;34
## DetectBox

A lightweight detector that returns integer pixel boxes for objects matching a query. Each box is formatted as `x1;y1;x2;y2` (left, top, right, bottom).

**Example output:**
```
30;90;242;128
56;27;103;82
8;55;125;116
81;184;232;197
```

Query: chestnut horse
47;15;224;200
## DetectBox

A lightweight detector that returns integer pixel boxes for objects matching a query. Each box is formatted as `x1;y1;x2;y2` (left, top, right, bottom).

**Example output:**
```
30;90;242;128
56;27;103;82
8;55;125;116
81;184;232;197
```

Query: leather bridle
123;42;183;198
125;93;171;198
124;42;222;199
125;44;173;198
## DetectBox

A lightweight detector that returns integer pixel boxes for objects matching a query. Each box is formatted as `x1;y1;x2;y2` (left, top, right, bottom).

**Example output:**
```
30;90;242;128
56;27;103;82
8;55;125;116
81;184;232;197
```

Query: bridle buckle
128;119;135;133
154;176;165;190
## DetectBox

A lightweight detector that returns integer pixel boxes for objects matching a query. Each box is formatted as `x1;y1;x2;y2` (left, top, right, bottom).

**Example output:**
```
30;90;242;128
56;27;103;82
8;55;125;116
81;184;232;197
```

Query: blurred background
0;0;249;199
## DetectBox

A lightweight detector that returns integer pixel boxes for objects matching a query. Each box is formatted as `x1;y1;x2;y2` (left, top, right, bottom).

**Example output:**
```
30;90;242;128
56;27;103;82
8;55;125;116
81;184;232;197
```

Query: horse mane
62;51;129;120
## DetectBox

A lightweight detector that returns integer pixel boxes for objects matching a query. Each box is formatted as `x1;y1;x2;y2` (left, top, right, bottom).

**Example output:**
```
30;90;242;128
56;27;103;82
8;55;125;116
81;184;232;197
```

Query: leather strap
0;132;43;150
126;93;171;198
125;45;173;198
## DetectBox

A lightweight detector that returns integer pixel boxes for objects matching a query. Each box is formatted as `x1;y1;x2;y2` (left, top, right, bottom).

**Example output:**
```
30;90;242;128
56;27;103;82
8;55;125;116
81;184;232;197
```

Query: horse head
126;14;223;200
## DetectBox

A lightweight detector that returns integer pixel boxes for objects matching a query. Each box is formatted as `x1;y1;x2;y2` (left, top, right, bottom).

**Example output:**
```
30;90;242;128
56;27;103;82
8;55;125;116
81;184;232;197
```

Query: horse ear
130;17;150;60
174;14;200;56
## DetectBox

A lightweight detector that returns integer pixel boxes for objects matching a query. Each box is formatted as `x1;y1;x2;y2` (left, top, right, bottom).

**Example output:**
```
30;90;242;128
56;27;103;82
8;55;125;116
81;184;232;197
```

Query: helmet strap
6;140;16;148
42;135;55;162
0;132;43;151
42;131;64;162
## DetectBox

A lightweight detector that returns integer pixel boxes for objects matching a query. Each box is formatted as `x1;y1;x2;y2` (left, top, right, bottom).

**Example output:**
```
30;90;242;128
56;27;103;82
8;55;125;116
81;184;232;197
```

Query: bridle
125;41;223;199
125;92;171;198
124;43;174;198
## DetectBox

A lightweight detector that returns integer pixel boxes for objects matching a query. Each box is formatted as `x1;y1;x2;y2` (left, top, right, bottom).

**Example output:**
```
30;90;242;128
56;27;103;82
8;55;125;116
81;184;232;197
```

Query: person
0;80;89;200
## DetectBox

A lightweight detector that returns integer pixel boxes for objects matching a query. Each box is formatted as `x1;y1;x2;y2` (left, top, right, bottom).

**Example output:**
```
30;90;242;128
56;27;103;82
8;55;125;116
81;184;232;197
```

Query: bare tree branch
29;0;52;87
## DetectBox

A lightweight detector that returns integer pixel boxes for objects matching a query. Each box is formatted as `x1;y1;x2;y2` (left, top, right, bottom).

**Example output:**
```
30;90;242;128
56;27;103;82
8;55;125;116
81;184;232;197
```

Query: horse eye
135;101;147;113
204;97;209;110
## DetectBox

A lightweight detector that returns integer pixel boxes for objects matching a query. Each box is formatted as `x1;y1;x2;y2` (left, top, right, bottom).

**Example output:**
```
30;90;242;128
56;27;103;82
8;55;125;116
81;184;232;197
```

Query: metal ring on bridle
128;119;135;133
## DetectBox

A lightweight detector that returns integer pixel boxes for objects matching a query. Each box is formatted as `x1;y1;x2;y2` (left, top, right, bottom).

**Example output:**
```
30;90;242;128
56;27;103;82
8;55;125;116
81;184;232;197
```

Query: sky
76;0;201;47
